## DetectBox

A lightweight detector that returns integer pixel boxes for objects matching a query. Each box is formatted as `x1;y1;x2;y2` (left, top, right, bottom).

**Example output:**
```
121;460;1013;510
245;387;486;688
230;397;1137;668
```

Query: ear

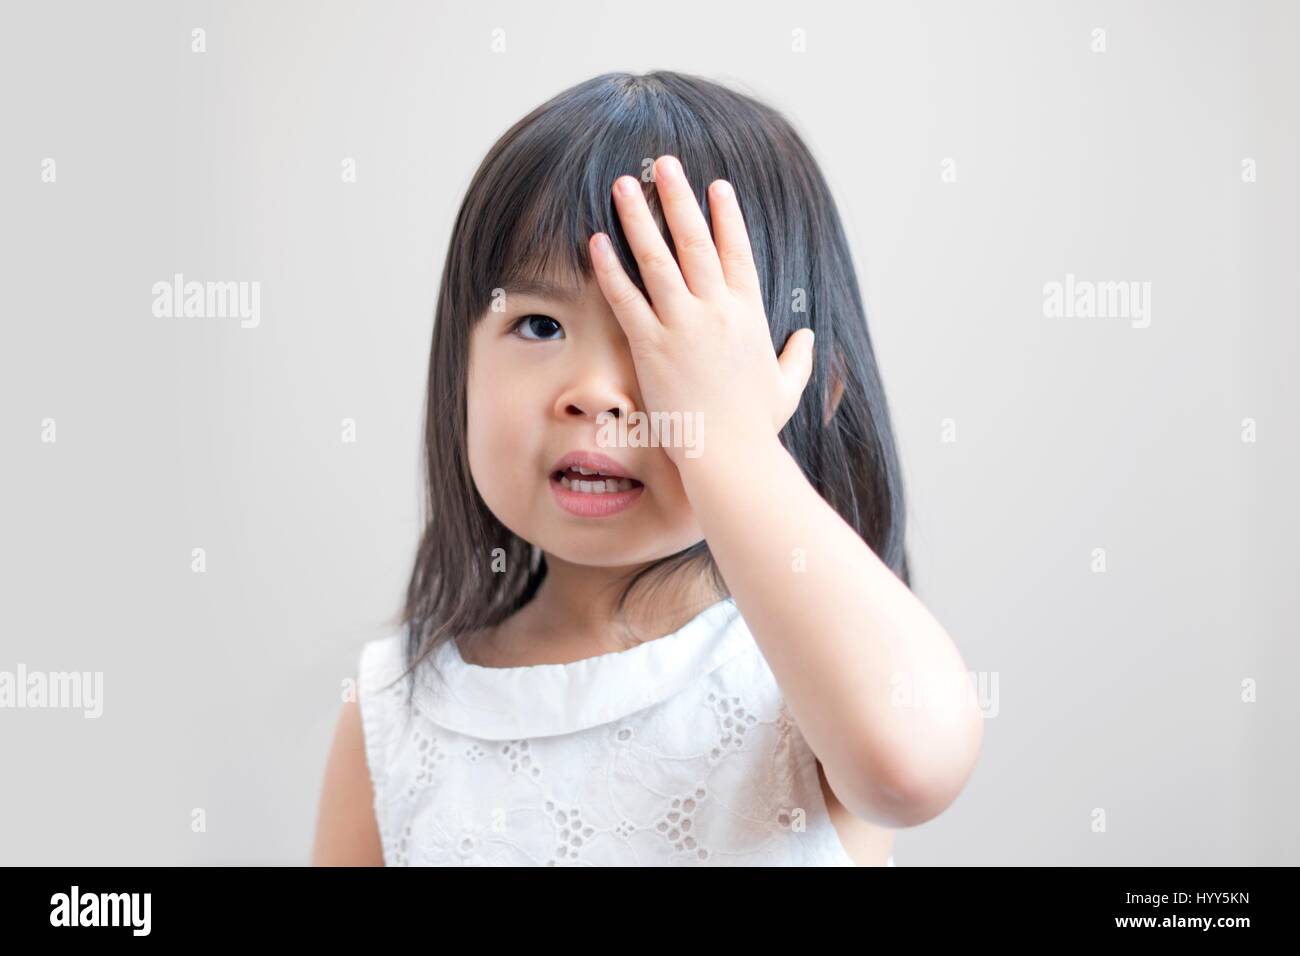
822;349;845;426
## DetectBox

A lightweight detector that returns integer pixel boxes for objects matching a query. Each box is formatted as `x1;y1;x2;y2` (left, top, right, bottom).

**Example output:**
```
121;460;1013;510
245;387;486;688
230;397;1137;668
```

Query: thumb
775;328;815;428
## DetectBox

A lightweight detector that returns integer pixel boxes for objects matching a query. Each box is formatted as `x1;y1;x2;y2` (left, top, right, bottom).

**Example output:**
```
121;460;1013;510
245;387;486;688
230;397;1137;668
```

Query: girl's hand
587;155;815;471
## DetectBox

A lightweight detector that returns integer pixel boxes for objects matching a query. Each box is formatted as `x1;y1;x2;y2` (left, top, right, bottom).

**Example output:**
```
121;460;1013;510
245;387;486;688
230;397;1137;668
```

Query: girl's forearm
677;430;984;828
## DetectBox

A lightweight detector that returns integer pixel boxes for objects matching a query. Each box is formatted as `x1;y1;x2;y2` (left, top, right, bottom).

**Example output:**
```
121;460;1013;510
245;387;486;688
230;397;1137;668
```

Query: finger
611;174;693;317
708;179;763;304
588;232;662;346
653;155;727;300
776;328;815;429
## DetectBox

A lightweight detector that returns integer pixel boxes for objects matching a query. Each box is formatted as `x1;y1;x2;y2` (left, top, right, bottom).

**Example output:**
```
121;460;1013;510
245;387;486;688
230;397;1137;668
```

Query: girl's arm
678;430;983;829
589;156;984;829
311;698;386;865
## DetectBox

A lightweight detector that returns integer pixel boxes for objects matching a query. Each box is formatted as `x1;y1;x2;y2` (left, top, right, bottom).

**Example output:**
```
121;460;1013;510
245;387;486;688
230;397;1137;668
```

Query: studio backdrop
0;0;1295;865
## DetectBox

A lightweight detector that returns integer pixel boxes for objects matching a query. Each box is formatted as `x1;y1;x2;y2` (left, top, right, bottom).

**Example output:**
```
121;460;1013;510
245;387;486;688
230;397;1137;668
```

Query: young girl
312;70;983;866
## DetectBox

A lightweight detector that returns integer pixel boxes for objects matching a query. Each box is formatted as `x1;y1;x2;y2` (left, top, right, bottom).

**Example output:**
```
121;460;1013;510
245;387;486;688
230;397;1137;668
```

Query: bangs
455;72;772;320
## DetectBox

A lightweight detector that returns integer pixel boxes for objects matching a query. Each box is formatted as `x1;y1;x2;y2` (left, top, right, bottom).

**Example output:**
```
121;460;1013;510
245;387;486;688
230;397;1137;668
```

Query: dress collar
412;598;752;740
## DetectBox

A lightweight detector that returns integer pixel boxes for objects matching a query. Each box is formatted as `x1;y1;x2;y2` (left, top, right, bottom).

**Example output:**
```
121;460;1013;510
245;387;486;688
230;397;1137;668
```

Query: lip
549;473;645;518
549;450;640;482
548;450;644;519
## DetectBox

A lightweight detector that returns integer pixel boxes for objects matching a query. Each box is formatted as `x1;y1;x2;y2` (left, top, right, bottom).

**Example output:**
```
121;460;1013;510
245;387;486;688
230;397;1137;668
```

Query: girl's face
466;271;704;567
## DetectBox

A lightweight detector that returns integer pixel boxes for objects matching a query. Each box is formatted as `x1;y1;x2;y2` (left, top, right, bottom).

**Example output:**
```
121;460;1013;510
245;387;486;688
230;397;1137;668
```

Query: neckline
450;598;729;672
412;597;753;739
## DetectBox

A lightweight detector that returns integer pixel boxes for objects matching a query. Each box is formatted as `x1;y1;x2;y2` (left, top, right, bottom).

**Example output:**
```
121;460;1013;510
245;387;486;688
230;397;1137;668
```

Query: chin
542;526;705;568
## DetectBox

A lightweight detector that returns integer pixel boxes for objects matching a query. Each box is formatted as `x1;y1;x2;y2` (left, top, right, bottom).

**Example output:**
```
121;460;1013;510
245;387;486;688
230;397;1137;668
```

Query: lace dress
358;597;896;866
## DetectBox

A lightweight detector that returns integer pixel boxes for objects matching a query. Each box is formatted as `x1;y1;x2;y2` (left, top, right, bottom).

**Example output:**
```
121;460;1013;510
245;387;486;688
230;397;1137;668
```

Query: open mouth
550;467;644;495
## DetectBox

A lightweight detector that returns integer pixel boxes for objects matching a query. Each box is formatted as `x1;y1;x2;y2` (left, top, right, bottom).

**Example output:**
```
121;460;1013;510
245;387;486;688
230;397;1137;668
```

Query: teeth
560;476;636;494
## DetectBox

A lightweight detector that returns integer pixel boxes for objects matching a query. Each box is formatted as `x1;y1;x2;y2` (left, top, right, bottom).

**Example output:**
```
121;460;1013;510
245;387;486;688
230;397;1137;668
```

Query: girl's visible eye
510;314;565;342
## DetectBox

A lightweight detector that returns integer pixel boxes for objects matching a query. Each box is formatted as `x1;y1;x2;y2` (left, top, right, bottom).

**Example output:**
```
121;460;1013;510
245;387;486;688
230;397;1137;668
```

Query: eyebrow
498;278;585;306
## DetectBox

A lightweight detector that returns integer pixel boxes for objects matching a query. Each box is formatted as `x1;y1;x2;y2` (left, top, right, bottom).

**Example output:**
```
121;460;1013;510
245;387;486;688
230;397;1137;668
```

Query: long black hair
392;70;911;703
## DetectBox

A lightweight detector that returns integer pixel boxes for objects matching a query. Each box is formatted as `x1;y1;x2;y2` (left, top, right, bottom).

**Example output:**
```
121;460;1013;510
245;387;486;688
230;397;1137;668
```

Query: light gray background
1;0;1295;865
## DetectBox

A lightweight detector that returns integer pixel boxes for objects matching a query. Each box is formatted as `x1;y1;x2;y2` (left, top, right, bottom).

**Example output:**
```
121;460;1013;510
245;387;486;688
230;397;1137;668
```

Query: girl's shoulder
355;631;419;795
359;630;407;693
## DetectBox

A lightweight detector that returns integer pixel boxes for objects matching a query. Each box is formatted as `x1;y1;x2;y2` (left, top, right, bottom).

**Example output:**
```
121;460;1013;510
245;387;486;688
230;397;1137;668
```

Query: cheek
466;348;542;530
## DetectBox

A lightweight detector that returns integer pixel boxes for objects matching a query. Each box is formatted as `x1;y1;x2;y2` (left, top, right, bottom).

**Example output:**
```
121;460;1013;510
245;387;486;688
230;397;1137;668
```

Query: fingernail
713;180;733;199
658;156;682;181
616;176;638;197
592;233;611;259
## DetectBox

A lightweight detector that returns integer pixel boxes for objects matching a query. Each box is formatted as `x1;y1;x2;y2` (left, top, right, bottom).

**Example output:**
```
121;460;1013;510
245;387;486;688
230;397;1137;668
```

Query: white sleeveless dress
358;597;897;867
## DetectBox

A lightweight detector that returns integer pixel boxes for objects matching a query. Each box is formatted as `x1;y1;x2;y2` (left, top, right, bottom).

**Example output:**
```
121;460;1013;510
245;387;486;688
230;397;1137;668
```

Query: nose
552;358;641;426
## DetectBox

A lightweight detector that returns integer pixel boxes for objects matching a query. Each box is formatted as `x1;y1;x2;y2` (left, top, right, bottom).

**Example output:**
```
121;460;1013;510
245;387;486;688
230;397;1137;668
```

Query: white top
357;597;896;866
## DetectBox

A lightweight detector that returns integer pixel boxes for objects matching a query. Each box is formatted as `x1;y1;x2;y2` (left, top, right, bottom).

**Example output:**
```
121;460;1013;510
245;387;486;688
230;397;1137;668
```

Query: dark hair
389;70;911;704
